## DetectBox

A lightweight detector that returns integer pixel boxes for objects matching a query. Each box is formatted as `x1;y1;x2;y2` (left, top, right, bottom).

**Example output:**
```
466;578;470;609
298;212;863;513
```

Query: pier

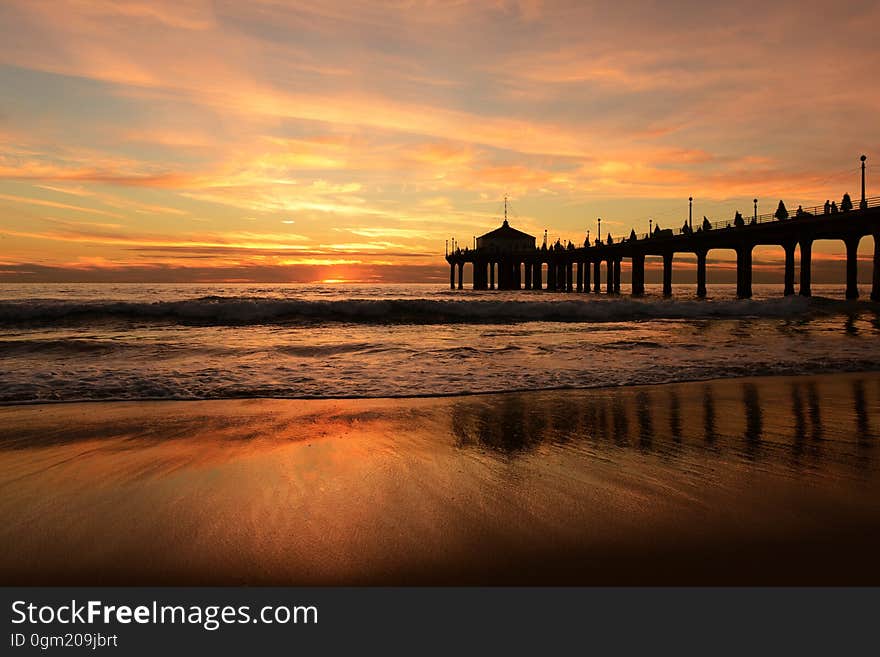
446;158;880;299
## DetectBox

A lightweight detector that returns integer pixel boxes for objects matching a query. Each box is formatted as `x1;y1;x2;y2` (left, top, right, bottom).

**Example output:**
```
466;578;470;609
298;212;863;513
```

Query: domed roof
477;219;535;241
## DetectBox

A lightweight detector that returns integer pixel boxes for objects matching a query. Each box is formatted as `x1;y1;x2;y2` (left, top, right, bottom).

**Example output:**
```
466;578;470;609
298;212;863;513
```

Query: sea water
1;283;879;403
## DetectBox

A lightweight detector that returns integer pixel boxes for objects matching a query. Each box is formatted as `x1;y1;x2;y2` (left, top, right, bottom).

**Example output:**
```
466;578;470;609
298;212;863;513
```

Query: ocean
1;283;880;404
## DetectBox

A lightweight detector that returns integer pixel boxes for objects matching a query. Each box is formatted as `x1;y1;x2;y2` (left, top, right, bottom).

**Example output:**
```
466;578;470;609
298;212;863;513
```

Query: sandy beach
1;371;879;585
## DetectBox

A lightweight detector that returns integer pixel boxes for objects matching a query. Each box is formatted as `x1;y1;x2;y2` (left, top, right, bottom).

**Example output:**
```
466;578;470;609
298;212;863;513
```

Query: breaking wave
0;294;862;327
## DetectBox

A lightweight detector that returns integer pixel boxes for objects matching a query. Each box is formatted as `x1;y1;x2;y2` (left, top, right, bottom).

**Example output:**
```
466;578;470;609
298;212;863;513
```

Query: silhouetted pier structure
446;158;880;299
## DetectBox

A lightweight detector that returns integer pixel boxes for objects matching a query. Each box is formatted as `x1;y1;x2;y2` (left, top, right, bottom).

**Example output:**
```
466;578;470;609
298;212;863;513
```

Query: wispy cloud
0;192;124;218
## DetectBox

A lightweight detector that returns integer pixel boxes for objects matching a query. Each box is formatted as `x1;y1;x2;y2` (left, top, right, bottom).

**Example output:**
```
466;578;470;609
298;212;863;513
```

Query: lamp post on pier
689;197;693;230
861;155;868;210
753;198;758;222
597;217;601;243
649;218;652;236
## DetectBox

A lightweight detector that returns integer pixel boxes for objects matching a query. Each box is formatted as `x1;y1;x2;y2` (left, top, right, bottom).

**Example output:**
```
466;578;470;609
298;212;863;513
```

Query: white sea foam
0;293;854;326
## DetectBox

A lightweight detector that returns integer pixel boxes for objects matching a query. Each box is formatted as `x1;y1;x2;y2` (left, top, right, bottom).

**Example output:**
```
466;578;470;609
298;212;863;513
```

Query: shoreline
2;370;880;585
4;366;880;408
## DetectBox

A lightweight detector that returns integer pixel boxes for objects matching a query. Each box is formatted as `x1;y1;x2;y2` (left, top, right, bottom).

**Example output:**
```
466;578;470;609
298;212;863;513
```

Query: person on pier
606;232;613;245
702;216;712;231
629;228;637;242
824;200;831;214
774;200;789;221
734;211;745;228
831;200;839;213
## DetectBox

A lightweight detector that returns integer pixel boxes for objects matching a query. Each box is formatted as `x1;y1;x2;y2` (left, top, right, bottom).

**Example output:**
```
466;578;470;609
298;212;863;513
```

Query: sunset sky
1;0;878;283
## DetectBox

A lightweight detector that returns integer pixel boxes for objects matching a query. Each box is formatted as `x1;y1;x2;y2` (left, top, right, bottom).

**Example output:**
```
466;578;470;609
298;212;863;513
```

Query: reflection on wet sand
1;372;879;585
743;383;762;459
703;385;717;445
668;390;682;447
853;379;871;442
636;390;653;452
450;374;874;475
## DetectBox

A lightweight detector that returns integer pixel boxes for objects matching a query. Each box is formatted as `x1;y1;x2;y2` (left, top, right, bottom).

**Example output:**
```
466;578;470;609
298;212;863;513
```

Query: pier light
689;197;693;230
445;239;448;256
861;155;868;209
753;198;758;221
649;218;652;235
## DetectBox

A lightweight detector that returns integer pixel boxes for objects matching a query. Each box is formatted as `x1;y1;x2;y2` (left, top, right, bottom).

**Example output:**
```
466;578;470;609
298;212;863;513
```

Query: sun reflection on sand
0;373;879;585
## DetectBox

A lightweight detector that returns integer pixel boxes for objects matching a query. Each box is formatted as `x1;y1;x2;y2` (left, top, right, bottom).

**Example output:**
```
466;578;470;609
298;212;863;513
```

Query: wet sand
1;372;880;585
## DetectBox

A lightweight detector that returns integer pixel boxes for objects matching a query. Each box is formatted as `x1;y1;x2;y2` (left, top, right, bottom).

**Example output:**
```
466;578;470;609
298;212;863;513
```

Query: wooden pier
446;183;880;300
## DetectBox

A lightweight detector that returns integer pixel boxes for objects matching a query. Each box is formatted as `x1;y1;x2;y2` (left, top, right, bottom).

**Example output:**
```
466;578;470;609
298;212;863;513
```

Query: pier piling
736;245;753;299
696;250;707;298
662;253;673;297
799;239;812;297
845;236;860;299
783;243;796;296
632;253;646;296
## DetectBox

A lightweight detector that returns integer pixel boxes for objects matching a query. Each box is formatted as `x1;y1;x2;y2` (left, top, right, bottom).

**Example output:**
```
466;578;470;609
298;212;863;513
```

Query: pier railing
611;195;880;244
449;196;880;255
701;195;880;232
